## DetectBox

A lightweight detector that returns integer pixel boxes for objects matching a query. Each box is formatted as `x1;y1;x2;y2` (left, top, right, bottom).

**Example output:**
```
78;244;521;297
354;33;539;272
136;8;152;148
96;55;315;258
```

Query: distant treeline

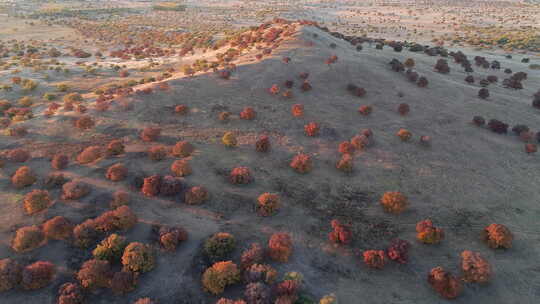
152;3;187;12
29;7;138;18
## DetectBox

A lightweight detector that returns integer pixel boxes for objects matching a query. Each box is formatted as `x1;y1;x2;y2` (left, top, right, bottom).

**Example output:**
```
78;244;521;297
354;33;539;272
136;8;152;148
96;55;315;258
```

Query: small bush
482;223;512;249
427;267;462;299
94;206;138;233
268;233;292;262
106;140;125;156
77;259;113;290
398;103;410;115
328;219;352;245
175;105;188;114
51;154;69;170
478;88;489;99
133;298;156;304
417;76;428;87
487;119;508;134
257;193;280;216
159;175;182;196
217;299;246;304
159;226;188;251
43;216;73;240
93;234;127;261
319;294;338;304
7;148;30;162
461;250;491;283
202;261;240;295
380;191;408;214
140;127;161;142
255;135;270;152
12;225;45;253
363;250;386;269
12;166;37;188
244;282;271;304
386;239;410;264
291;104;304;117
73;219;99;248
472;116;485;126
62;180;90;200
338;141;355;154
336;154;353;172
222;132;237;147
204;232;236;262
240;107;256;120
358;105;372;116
0;258;22;292
185;186;209;205
290;154;312;174
23;189;52;214
21;261;56;290
57;282;84;304
396;129;412;141
526;143;537;154
74;116;95;130
142;175;161;197
106;163;128;182
171;159;192;177
230;167;253;185
240;243;263;270
77;146;102;164
416;219;444;244
172;141;194;157
350;134;370;151
244;264;277;284
148;145;168;161
219;111;231;122
121;242;155;273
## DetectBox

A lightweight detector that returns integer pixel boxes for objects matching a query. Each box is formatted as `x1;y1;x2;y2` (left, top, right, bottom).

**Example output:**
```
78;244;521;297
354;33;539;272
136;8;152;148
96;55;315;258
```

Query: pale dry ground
1;23;540;304
0;17;79;41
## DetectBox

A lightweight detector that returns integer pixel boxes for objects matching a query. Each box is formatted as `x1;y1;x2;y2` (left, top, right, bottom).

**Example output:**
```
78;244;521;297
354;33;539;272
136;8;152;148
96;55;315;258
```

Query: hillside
1;20;539;304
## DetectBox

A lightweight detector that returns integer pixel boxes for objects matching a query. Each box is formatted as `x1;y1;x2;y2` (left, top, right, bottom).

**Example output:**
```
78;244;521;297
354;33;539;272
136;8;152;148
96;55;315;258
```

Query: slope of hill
1;20;539;303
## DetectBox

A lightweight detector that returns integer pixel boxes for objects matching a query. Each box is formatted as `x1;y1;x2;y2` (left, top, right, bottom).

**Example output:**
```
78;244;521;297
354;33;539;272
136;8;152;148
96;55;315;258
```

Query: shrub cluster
386;239;410;264
12;166;37;188
268;233;292;262
0;258;22;292
202;261;240;295
257;193;280;216
380;191;408;214
62;180;91;200
461;250;491;283
43;216;73;240
23;189;52;214
158;226;188;251
121;242;155;273
21;261;56;290
416;219;445;244
12;225;45;253
77;146;102;164
230;167;253;185
172;141;194;157
171;159;192;177
328;219;352;245
290;154;312;174
106;163;128;181
363;250;386;269
482;223;512;249
427;266;462;299
76;259;113;290
185;186;209;205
